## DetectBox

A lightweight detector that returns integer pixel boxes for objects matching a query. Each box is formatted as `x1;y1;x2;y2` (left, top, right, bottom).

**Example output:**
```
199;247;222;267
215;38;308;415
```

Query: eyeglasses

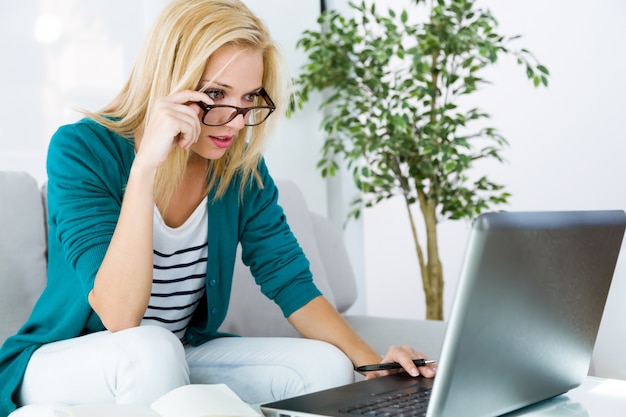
197;88;276;126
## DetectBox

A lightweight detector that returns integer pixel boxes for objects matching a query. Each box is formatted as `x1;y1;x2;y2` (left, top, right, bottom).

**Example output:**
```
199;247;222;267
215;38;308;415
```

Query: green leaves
292;0;549;223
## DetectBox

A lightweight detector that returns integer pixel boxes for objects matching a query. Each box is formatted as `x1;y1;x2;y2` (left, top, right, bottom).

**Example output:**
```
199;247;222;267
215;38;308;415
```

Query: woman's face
192;45;264;160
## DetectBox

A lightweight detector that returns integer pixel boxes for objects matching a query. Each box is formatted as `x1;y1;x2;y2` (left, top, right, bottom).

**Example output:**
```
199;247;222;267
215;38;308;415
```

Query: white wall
360;0;626;320
0;1;147;183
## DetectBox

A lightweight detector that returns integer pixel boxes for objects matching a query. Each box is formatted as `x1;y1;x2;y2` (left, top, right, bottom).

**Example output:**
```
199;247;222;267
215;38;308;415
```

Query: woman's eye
244;93;259;104
206;90;225;101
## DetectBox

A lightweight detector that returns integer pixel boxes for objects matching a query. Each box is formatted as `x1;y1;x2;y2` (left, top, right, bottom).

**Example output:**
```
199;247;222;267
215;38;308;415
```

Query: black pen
356;359;437;372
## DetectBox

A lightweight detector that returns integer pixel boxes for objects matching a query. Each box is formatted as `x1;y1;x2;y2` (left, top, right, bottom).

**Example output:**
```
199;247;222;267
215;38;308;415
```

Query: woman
0;0;435;415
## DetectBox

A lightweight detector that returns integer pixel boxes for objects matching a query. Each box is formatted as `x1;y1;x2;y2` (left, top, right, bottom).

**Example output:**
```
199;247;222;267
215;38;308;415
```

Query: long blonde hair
84;0;289;210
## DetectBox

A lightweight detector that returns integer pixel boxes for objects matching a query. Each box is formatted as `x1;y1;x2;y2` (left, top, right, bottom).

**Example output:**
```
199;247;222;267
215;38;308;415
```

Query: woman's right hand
134;90;210;169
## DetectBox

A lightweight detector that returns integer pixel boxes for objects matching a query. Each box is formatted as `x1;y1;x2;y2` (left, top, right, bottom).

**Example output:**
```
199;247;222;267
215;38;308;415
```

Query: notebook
261;210;626;417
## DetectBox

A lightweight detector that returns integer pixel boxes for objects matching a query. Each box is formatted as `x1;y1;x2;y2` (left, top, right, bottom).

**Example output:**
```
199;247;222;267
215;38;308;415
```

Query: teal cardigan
0;118;321;416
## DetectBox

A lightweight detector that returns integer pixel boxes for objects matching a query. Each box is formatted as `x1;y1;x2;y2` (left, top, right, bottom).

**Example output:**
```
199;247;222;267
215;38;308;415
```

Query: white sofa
1;169;624;414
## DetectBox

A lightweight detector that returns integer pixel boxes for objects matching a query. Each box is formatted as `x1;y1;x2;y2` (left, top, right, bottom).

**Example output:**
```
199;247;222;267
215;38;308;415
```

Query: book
68;384;262;417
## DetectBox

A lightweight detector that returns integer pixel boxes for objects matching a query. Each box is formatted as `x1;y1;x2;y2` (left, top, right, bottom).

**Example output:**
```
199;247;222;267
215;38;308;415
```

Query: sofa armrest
310;213;357;314
0;171;47;344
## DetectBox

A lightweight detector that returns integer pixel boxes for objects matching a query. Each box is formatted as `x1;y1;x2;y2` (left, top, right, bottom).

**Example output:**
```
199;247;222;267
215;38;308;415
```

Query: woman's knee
112;326;190;403
303;340;355;390
185;337;354;403
18;326;190;407
114;326;185;361
268;338;354;397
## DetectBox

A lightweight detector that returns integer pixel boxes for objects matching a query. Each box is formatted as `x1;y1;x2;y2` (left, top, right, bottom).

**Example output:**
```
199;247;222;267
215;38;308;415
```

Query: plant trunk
418;44;445;320
405;190;444;320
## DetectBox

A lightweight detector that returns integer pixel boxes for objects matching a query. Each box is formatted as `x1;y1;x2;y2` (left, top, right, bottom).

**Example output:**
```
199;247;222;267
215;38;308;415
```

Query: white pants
17;326;354;407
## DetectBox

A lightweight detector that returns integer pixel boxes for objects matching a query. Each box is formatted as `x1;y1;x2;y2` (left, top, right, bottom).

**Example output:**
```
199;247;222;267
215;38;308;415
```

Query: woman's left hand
364;345;436;380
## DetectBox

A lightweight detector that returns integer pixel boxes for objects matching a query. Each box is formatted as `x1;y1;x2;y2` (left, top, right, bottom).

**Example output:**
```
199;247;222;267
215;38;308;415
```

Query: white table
506;376;626;416
9;376;626;417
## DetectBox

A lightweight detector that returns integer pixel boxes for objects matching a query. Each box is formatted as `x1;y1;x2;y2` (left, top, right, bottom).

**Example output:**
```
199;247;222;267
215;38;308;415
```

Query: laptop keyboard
338;388;432;417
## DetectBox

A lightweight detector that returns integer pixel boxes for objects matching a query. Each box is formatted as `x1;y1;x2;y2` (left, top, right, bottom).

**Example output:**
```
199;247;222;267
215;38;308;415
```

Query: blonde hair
84;0;289;210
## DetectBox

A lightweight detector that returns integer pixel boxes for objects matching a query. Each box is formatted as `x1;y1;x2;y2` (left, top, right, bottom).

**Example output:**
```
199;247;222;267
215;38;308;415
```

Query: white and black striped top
141;197;208;340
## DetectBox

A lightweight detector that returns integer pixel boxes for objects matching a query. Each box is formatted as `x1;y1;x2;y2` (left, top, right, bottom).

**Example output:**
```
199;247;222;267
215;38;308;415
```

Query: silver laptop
261;210;626;417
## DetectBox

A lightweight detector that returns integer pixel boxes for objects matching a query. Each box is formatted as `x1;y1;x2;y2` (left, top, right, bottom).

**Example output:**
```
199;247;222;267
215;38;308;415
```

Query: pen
356;359;437;372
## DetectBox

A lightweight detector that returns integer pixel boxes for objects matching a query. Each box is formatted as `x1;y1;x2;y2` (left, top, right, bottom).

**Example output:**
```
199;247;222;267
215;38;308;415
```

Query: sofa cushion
0;171;47;344
310;213;357;313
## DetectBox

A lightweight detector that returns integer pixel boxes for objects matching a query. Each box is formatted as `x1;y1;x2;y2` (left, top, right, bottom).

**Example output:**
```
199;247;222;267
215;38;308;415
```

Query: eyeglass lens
203;106;272;126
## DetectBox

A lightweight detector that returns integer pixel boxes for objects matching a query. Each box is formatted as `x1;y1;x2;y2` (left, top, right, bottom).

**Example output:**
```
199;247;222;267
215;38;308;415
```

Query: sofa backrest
0;172;358;343
0;171;47;344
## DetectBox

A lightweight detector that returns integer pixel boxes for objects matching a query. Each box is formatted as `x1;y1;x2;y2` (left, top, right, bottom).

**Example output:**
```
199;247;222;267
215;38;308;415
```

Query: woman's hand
135;90;209;169
363;345;436;381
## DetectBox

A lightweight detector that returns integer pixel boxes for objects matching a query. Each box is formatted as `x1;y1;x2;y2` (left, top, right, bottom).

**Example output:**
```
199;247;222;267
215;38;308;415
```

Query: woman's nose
226;113;246;130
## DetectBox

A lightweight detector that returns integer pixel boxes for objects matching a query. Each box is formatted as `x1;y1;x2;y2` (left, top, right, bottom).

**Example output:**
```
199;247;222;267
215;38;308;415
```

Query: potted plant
291;0;549;320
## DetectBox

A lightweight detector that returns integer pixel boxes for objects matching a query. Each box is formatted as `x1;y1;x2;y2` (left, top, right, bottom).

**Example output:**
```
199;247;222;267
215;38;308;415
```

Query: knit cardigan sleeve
46;119;135;298
238;165;322;315
184;161;322;346
0;119;134;417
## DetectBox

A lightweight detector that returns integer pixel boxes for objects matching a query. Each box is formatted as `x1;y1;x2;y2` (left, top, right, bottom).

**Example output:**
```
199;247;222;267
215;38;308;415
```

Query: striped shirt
141;197;208;340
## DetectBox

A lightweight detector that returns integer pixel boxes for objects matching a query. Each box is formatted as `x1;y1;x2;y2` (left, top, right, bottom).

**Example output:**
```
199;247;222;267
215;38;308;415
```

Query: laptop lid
428;210;625;417
261;210;626;417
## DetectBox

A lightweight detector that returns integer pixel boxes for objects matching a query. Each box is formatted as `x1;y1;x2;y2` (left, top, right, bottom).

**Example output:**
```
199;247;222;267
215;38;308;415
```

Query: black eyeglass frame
197;88;276;127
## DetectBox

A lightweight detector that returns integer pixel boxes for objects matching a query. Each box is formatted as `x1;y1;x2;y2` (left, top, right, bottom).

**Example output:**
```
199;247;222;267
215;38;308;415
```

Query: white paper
69;384;260;417
150;384;261;417
70;404;160;417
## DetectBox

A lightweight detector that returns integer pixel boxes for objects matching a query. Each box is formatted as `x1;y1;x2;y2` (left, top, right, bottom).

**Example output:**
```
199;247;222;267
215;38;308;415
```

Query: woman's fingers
364;345;436;380
136;91;208;167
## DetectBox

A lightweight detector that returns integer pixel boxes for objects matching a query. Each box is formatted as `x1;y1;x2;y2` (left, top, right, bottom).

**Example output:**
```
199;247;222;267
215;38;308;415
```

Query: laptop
261;210;626;417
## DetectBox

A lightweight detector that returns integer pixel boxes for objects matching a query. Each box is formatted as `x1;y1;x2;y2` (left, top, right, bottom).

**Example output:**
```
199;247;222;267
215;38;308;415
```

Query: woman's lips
209;135;234;149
